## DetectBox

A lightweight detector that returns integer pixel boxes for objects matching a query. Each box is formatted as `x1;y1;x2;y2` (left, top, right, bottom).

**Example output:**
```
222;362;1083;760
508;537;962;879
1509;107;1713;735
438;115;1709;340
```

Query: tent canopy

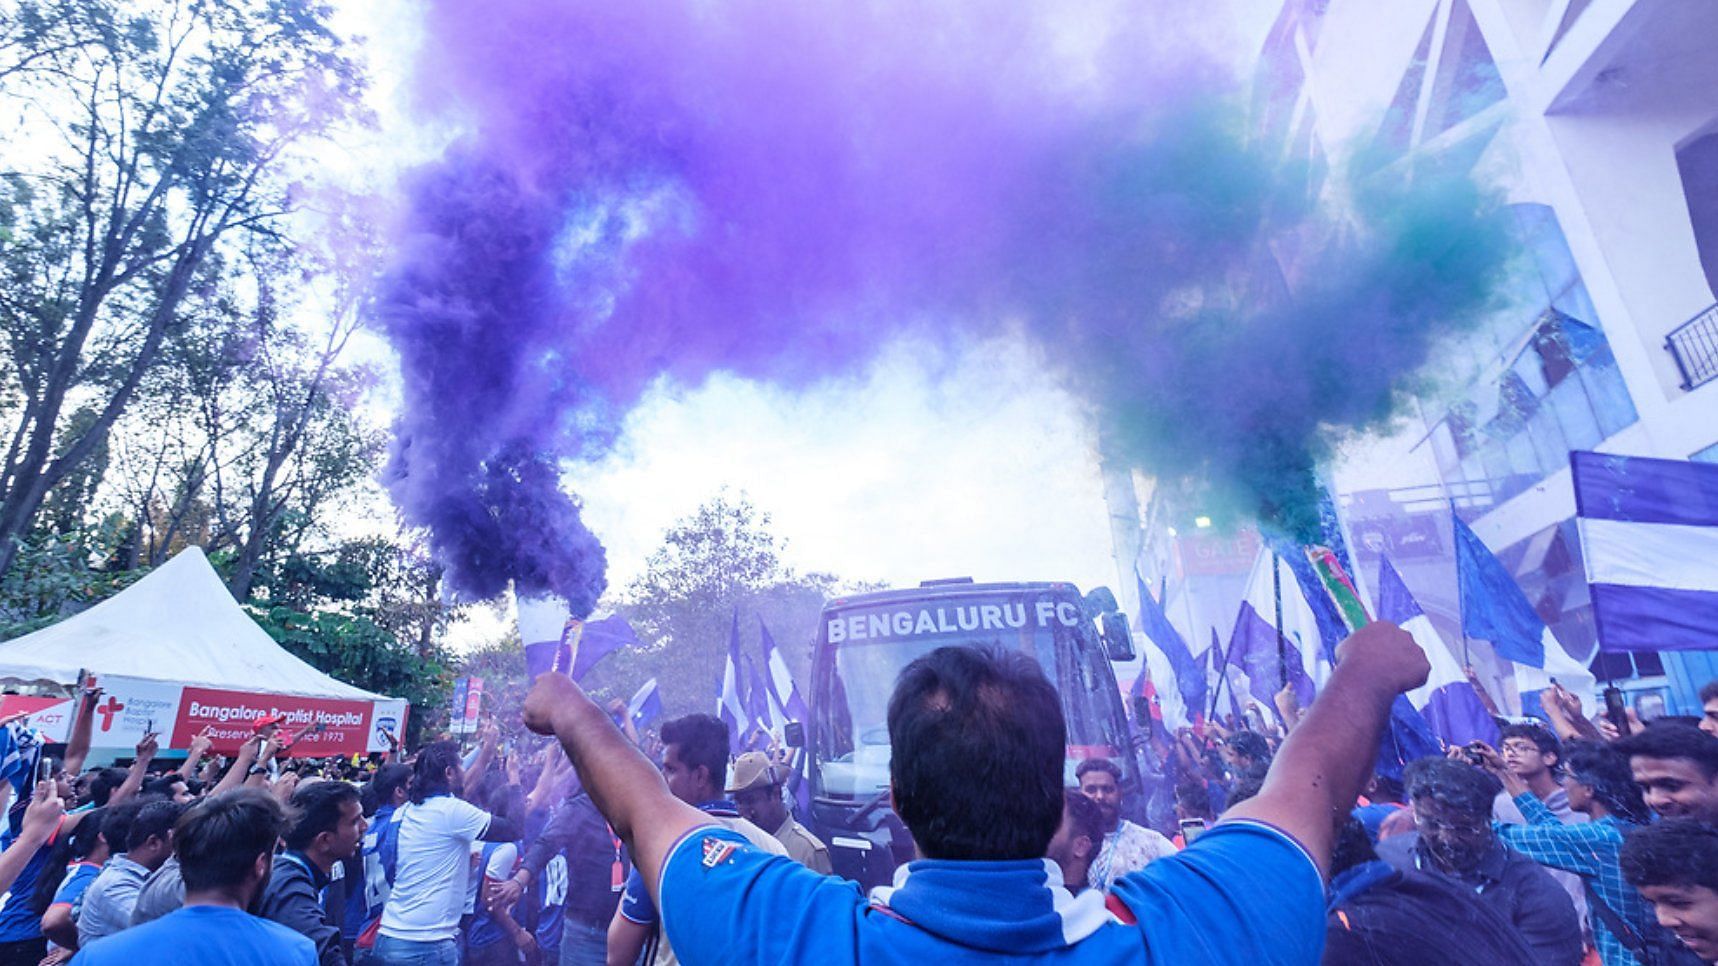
0;547;385;700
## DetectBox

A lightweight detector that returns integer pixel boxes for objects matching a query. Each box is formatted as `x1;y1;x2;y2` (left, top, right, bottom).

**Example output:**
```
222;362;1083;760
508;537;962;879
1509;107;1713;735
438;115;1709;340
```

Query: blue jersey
53;861;103;913
465;840;520;949
658;819;1325;964
353;803;404;943
0;842;53;941
70;905;315;966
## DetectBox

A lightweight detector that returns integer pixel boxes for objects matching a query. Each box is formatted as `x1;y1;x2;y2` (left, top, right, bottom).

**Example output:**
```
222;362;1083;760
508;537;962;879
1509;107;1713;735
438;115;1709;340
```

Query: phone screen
1179;818;1207;844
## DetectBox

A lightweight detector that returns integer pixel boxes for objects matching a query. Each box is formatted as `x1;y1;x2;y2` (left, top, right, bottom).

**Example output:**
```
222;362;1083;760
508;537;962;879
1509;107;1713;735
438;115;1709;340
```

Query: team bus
797;578;1141;889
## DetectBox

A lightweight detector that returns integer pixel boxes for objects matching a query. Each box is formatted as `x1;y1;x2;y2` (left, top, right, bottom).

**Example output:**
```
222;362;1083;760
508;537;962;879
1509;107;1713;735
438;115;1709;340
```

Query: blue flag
1135;570;1207;723
1453;514;1545;666
569;616;638;681
623;678;662;730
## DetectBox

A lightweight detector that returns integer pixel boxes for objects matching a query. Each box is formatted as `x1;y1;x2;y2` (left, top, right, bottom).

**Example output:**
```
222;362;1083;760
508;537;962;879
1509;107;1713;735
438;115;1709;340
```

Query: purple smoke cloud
377;1;1509;607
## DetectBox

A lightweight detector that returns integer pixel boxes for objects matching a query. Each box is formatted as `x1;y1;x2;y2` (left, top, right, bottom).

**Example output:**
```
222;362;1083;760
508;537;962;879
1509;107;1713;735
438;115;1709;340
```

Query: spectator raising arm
108;732;159;806
0;782;64;897
462;720;500;801
212;736;262;796
61;686;101;779
523;675;709;910
178;728;216;783
1226;621;1430;878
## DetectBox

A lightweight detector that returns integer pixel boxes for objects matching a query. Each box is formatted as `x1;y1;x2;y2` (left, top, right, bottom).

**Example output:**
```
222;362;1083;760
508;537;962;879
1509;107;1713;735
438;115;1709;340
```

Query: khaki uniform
773;814;833;875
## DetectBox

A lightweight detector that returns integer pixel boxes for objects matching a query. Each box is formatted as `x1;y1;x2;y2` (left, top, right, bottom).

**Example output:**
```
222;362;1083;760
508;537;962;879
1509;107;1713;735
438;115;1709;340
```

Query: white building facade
1122;0;1718;714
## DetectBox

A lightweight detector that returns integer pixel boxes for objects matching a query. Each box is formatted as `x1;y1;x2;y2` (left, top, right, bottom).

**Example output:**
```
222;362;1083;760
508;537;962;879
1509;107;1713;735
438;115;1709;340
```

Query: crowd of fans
0;626;1713;965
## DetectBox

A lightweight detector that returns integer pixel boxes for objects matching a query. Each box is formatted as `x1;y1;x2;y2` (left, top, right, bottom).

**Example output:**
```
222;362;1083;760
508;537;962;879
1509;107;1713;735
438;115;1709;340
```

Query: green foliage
0;515;143;638
247;540;460;746
579;492;861;728
249;602;453;747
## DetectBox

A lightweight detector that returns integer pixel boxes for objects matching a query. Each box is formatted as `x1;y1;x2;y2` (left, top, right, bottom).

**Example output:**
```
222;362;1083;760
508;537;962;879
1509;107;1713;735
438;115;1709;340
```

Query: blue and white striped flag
717;609;748;742
759;619;810;724
1377;555;1498;747
1454;512;1596;715
0;722;40;797
1574;450;1718;652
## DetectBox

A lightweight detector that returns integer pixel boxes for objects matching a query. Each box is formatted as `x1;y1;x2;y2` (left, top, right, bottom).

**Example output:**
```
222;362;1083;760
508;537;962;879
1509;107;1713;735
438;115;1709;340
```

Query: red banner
172;687;381;756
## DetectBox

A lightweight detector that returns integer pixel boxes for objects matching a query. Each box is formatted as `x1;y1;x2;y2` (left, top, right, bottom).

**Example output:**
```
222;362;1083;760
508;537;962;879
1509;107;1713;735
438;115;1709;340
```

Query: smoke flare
378;0;1511;605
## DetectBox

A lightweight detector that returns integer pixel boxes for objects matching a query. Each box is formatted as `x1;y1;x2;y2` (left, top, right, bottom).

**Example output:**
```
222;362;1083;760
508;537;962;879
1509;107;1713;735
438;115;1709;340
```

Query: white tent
0;546;383;700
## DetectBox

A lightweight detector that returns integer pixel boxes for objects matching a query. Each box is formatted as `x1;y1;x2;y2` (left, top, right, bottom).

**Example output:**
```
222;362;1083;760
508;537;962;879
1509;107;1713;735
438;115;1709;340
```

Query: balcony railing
1667;302;1718;390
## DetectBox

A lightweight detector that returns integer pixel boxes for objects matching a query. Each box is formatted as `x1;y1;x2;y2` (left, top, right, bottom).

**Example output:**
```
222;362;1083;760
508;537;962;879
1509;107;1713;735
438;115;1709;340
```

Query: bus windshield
812;590;1131;800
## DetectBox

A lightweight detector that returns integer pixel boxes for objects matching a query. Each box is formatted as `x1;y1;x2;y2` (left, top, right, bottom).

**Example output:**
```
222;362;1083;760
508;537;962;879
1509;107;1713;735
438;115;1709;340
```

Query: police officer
727;752;831;875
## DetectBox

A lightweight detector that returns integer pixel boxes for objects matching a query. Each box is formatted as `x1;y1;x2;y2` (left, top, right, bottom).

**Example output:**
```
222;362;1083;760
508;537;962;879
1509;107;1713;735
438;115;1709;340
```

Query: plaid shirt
1494;793;1650;966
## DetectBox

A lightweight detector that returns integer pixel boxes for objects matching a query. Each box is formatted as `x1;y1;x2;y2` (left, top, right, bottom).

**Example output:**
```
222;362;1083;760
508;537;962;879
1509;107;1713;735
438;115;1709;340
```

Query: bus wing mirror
1099;612;1135;662
1083;586;1120;618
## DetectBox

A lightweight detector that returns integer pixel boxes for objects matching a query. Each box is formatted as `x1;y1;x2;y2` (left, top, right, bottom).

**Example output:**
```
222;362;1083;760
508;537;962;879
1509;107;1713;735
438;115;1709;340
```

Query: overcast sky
327;0;1286;648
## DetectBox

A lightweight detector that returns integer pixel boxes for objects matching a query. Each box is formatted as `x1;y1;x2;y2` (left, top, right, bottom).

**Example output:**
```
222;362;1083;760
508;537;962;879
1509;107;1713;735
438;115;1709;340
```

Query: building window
1593;650;1664;682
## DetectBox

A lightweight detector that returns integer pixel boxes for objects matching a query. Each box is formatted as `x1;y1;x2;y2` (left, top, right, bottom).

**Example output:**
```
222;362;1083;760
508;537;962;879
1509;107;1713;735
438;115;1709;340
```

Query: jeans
373;935;461;966
558;920;608;966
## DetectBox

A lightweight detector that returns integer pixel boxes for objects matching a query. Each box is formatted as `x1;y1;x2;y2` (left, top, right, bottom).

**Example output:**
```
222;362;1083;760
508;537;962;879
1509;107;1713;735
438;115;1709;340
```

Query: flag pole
1207;632;1236;722
1272;551;1288;697
1452;500;1471;667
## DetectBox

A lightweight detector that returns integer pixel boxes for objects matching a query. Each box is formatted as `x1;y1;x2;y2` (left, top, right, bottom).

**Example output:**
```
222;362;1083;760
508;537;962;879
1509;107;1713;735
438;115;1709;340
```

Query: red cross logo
96;696;126;731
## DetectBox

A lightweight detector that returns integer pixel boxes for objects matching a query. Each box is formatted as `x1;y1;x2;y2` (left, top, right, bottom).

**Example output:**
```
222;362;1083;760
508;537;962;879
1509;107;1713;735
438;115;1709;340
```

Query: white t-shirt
463;840;519;915
379;795;492;942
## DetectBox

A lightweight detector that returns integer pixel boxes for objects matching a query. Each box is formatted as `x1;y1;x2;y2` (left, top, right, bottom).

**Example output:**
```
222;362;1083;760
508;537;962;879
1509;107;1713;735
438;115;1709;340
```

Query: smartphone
37;756;54;785
1603;687;1631;737
782;721;805;748
1178;818;1207;844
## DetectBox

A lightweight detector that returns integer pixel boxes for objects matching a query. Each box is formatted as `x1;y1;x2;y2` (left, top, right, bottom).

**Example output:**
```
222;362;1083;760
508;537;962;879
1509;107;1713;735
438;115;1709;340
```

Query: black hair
1330;816;1379;878
31;807;106;915
1227;762;1271;806
887;645;1064;861
1369;773;1406;803
1062;789;1103;848
101;799;146;856
1403;757;1502;818
1700;680;1718;705
1500;722;1562;769
1620;819;1718;892
285;781;361;852
486;783;525;825
410;741;462;804
372;763;412;809
1174;780;1212;819
128;800;185;852
659;714;730;793
1615;723;1718;779
141;775;187;798
175;790;289;894
1074;758;1121;782
88;768;128;807
1224;731;1271;765
1562;741;1651;824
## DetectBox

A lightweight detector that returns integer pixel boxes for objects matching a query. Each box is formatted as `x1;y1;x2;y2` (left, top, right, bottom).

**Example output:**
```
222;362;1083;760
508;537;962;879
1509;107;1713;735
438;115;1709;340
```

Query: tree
0;0;364;576
248;537;461;746
586;492;847;725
